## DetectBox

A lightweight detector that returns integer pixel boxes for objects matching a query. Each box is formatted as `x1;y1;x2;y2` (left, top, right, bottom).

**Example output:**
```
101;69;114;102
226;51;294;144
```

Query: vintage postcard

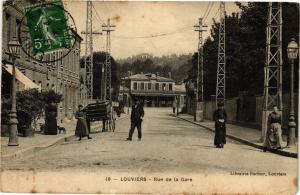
1;0;298;194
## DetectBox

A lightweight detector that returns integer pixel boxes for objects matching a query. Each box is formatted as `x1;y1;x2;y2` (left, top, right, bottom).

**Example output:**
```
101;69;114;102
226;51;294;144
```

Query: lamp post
8;40;20;146
287;38;299;147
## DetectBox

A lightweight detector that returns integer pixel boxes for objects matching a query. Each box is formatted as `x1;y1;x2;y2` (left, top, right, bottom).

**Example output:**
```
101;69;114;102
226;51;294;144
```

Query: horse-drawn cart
83;101;115;132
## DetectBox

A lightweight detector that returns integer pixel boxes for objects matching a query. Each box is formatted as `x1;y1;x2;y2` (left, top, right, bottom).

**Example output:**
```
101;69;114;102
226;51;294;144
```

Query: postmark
18;0;77;63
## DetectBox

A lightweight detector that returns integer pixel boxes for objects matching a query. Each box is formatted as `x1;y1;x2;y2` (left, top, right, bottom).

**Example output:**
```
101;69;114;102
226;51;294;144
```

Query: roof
123;73;174;82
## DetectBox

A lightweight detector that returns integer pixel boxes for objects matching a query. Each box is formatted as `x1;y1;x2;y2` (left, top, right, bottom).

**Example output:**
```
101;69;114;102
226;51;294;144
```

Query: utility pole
216;2;226;108
84;1;93;101
194;18;207;121
101;62;105;100
261;2;282;142
83;1;102;101
102;18;115;103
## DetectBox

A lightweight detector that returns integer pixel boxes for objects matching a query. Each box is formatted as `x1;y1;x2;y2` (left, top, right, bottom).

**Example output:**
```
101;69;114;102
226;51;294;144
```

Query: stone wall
202;93;298;131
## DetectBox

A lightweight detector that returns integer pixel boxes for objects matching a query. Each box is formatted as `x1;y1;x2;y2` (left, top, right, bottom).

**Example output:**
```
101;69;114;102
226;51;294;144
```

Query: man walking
126;100;144;141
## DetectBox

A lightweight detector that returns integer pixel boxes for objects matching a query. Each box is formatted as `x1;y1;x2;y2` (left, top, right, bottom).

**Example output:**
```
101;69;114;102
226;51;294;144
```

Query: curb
176;115;297;159
1;134;75;161
2;115;129;161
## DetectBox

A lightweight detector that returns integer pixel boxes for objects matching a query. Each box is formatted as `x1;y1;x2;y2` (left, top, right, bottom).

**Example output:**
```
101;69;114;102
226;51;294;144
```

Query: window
162;83;166;91
155;83;159;91
148;83;151;90
169;83;173;91
141;82;144;90
6;13;11;46
133;82;137;90
16;19;20;38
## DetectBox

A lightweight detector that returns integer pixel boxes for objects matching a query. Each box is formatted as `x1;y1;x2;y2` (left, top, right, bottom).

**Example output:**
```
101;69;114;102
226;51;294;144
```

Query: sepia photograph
0;0;299;194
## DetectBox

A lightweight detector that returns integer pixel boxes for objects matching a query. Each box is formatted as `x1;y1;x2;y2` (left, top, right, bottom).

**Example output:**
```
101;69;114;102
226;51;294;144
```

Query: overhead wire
112;25;194;39
203;2;215;23
92;3;106;27
87;2;220;41
201;2;212;19
212;6;221;21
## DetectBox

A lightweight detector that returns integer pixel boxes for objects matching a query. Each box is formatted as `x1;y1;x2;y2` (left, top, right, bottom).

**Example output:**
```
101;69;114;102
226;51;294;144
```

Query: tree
80;52;120;101
117;53;193;82
186;2;299;100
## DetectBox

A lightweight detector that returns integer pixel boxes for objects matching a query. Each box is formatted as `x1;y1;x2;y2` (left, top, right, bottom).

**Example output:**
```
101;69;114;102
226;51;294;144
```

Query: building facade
2;1;83;121
120;73;186;107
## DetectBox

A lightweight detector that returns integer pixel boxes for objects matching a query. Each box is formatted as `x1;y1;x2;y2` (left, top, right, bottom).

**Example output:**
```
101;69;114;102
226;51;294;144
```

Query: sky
65;1;241;59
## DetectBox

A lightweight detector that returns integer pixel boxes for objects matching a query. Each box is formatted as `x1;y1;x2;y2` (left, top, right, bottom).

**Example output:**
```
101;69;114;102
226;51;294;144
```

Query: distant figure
213;102;227;148
263;106;283;152
126;100;144;141
75;105;92;141
173;99;176;114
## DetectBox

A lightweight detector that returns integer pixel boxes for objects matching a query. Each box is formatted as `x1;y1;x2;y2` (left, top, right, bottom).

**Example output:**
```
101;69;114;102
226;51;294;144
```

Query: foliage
41;89;63;104
1;89;63;131
117;53;193;82
1;96;11;125
80;52;120;101
16;89;44;117
16;89;45;129
187;2;299;100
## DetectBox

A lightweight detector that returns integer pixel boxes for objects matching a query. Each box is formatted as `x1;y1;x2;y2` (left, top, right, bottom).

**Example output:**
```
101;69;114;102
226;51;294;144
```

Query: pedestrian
173;99;176;114
75;105;92;141
213;102;227;148
44;102;58;135
263;106;283;152
126;100;144;141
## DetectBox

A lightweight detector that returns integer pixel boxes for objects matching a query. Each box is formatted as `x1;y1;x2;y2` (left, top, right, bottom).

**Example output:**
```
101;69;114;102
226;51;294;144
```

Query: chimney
141;72;144;75
156;72;159;77
168;72;172;79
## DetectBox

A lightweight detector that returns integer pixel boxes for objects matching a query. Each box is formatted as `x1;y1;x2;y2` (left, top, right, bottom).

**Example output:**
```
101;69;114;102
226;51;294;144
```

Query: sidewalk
1;114;128;160
176;114;298;158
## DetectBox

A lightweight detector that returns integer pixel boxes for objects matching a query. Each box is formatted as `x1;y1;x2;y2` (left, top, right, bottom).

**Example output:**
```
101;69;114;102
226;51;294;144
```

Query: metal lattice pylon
216;2;226;108
261;2;282;141
102;19;115;102
84;1;93;100
194;18;207;121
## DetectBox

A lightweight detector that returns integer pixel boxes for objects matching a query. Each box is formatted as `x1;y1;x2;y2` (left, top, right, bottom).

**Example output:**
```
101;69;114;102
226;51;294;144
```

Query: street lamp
8;39;20;146
287;38;298;147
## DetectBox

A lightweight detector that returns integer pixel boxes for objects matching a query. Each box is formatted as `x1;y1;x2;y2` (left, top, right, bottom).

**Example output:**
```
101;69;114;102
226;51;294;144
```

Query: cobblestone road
1;108;297;176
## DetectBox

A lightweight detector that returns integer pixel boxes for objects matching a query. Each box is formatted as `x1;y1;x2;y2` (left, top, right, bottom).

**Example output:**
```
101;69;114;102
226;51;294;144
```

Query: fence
187;93;298;132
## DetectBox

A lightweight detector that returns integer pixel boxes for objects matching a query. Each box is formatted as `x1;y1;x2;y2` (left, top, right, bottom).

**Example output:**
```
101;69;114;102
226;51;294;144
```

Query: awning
3;64;41;91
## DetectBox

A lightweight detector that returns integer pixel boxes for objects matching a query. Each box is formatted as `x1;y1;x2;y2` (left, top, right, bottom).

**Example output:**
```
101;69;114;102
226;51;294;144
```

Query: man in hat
126;99;144;141
213;102;227;148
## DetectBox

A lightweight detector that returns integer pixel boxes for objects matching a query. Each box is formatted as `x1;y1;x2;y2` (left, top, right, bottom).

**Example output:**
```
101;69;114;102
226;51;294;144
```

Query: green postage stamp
25;0;71;55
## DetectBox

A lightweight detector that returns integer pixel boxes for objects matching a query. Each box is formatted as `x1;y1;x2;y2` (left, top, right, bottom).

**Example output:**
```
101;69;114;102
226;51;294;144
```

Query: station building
120;73;186;108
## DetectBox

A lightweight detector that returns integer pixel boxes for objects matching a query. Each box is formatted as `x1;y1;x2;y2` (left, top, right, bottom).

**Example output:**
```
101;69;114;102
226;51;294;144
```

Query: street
1;108;297;175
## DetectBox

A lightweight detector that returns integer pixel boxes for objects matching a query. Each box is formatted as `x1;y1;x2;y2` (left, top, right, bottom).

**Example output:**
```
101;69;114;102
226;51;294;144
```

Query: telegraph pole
261;2;282;142
102;18;115;103
194;18;207;121
216;2;226;108
101;62;105;101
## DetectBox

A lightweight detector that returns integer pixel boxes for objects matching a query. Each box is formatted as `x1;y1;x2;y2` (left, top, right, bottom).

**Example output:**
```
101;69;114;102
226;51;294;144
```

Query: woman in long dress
263;106;283;151
75;105;92;141
44;102;58;135
213;102;227;148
